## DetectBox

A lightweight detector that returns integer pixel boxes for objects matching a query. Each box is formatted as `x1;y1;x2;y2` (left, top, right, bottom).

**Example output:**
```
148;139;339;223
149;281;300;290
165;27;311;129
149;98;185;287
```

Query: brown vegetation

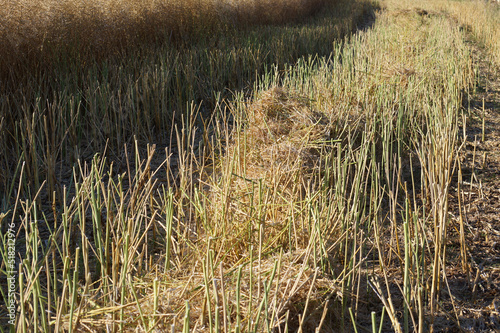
2;0;500;331
0;0;326;78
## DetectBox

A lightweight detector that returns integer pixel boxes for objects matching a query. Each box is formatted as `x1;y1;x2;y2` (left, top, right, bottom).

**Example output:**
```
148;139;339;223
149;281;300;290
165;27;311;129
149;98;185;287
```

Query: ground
446;32;500;332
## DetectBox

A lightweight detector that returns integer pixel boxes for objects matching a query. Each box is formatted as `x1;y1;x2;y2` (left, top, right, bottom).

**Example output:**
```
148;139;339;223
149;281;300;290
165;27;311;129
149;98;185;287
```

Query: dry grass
381;0;500;65
0;0;373;205
3;0;497;331
0;0;326;78
446;1;500;65
237;87;332;191
0;0;375;330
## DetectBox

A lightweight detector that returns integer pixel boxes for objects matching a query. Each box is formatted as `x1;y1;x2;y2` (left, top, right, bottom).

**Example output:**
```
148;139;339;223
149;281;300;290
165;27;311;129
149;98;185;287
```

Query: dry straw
0;0;489;331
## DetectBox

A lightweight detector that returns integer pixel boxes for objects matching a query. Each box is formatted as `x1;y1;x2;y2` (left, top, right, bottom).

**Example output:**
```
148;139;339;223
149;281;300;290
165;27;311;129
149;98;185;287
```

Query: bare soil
445;33;500;332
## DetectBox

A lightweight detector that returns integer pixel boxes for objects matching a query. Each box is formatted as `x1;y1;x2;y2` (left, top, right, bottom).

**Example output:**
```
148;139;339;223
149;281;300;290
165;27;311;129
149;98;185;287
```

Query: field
1;0;500;331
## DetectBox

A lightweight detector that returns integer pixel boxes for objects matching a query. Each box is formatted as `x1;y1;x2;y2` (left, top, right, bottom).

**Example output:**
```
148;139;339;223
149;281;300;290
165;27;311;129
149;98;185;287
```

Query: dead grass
243;87;332;183
0;0;327;79
381;0;500;65
445;0;500;65
2;0;494;331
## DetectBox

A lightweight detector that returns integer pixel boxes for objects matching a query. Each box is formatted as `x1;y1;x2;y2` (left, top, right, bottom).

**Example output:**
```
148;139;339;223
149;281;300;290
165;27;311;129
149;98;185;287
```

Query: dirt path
447;36;500;331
